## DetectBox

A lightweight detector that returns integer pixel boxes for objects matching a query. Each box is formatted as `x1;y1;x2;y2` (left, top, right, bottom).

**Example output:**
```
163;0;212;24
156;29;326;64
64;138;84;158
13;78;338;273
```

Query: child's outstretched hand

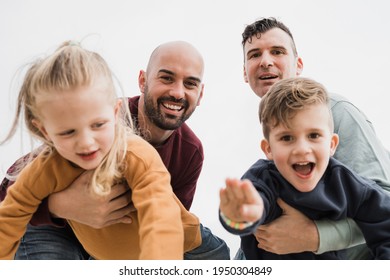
219;178;263;223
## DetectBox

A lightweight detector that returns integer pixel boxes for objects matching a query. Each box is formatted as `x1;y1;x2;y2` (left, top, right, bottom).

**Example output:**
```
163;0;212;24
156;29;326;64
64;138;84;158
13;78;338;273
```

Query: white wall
1;0;389;258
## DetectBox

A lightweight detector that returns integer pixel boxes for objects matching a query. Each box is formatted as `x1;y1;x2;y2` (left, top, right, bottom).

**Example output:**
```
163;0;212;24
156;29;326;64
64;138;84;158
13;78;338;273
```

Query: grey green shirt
315;93;390;257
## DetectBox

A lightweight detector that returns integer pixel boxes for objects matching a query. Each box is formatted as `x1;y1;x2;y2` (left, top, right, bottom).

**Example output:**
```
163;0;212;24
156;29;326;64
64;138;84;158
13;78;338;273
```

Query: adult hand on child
48;170;135;228
255;198;319;254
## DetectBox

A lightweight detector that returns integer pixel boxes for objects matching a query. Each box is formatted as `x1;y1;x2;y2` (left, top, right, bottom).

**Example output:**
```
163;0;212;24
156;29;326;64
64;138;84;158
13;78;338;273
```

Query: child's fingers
219;188;229;205
225;178;246;202
241;179;262;204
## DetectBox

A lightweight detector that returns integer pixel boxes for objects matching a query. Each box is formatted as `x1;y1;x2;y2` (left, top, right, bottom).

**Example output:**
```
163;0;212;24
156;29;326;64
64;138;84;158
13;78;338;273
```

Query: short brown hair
242;17;298;57
259;77;331;139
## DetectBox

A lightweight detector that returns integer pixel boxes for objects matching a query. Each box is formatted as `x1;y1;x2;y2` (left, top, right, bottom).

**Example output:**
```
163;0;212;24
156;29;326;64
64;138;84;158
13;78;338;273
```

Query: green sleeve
315;218;365;254
316;94;390;254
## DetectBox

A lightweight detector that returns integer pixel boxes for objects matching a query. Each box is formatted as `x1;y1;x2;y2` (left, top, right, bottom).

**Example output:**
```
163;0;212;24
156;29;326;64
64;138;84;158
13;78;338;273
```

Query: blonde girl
0;41;201;259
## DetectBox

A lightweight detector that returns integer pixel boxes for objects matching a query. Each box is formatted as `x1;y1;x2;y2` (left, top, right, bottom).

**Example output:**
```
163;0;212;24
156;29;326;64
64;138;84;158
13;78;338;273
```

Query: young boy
219;77;390;259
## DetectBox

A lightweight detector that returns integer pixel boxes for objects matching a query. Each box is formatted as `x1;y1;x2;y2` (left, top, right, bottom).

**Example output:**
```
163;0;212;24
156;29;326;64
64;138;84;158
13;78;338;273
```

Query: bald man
1;41;230;260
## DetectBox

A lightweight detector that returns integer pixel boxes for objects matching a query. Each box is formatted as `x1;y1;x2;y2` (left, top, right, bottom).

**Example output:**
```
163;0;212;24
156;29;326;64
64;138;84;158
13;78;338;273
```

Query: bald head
146;41;204;78
138;40;204;137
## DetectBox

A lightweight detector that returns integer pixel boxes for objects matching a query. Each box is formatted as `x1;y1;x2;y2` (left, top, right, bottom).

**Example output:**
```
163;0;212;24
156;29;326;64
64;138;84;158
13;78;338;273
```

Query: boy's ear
329;133;339;156
31;119;50;141
261;139;273;160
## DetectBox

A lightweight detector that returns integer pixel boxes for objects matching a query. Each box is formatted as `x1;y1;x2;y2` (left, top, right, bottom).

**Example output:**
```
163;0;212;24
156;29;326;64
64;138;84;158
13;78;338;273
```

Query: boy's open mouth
292;162;315;176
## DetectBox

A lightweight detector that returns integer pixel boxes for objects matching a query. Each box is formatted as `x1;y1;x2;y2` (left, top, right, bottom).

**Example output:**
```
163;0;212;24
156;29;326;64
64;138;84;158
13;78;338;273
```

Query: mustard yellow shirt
0;134;201;259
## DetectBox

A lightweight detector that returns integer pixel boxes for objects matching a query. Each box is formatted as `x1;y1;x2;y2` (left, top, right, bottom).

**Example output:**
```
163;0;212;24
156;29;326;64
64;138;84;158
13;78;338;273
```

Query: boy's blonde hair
259;77;332;139
2;41;134;195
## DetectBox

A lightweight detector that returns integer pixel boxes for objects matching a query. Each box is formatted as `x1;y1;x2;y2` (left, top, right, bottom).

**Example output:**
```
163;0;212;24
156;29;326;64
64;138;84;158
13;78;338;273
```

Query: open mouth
259;74;278;80
78;150;98;160
292;162;315;176
162;102;184;111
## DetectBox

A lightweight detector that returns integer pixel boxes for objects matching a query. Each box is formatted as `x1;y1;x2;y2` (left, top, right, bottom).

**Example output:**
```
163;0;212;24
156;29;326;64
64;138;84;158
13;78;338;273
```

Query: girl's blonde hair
259;77;333;139
2;41;134;195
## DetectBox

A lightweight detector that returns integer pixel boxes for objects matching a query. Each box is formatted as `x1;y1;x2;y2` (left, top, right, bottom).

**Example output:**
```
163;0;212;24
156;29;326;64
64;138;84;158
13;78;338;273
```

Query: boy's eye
309;133;320;139
281;135;293;141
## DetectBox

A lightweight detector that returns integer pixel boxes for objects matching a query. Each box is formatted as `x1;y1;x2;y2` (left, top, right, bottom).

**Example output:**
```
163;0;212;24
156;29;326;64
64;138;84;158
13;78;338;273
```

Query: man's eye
184;81;198;89
272;49;285;55
160;76;173;82
249;53;260;59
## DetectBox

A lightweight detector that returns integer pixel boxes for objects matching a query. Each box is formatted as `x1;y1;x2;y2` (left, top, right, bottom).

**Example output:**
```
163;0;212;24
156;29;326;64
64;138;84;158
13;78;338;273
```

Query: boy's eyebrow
158;69;201;83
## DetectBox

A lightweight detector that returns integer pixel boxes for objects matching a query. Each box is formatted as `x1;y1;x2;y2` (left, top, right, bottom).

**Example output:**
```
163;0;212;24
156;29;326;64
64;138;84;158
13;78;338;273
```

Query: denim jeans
15;223;230;260
184;224;230;260
15;224;88;260
233;247;246;260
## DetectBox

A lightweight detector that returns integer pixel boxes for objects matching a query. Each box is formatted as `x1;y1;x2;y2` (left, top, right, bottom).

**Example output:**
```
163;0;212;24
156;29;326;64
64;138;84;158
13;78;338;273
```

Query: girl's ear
114;98;123;120
261;139;273;160
31;119;51;141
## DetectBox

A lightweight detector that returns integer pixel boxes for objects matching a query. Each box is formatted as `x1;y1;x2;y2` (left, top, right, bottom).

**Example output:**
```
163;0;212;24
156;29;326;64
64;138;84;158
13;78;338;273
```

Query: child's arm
219;178;264;224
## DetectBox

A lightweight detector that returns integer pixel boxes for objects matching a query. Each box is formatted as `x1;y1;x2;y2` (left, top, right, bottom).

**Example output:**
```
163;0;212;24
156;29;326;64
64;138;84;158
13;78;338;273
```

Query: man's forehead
152;54;203;78
244;28;294;51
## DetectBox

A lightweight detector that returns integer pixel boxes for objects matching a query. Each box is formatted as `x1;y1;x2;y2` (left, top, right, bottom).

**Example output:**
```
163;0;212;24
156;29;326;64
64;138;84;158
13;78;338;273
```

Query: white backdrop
1;0;389;259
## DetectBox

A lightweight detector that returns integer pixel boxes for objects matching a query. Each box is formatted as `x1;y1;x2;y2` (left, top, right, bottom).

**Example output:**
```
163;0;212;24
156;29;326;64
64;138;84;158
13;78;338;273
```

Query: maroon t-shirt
0;95;203;225
128;96;203;210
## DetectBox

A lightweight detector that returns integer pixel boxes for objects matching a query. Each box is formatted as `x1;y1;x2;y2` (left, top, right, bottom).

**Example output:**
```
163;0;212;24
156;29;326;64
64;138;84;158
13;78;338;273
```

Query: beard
143;86;195;130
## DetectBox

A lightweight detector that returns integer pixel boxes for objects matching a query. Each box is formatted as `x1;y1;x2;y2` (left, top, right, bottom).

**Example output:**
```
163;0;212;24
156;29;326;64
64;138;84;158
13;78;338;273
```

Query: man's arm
256;198;319;254
48;171;134;228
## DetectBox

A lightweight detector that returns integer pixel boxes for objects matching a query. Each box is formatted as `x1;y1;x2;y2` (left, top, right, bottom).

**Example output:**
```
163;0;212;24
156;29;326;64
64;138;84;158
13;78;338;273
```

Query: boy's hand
219;178;263;223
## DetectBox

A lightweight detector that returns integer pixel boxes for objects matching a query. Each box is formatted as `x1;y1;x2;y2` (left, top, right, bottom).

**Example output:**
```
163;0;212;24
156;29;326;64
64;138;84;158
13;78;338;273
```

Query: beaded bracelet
220;212;254;230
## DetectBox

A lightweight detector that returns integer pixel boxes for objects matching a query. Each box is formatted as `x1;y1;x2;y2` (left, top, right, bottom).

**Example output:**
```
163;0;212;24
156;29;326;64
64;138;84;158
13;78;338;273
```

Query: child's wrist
220;211;254;230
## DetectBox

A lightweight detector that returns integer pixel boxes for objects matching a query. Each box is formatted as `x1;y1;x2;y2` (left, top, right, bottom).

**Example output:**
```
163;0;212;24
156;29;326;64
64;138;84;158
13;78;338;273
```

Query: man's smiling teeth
163;103;183;111
259;74;278;80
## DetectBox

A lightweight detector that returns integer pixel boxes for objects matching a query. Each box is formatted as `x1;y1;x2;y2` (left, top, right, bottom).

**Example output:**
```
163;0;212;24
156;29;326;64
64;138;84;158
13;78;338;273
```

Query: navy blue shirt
221;158;390;259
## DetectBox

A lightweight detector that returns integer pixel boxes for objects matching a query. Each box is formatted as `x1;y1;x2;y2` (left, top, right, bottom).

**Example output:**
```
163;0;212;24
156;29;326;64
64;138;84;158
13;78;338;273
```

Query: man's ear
261;139;273;160
296;57;304;76
196;84;204;106
31;119;50;141
138;70;146;93
243;65;249;83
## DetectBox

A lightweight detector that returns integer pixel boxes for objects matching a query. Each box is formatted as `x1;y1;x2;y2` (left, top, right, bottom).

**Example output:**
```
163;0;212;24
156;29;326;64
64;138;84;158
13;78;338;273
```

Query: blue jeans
233;247;246;260
15;223;230;260
15;224;88;260
184;224;230;260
